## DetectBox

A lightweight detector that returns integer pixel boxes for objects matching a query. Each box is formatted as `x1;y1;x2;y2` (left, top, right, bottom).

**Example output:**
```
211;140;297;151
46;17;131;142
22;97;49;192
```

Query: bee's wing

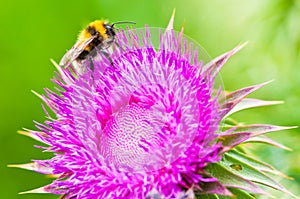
59;36;97;68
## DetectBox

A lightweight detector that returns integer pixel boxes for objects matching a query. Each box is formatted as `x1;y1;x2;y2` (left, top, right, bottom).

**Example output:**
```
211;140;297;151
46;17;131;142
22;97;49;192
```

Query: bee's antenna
112;21;136;27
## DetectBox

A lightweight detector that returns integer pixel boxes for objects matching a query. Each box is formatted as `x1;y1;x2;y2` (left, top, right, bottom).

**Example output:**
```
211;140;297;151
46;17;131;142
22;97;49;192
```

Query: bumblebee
59;20;135;74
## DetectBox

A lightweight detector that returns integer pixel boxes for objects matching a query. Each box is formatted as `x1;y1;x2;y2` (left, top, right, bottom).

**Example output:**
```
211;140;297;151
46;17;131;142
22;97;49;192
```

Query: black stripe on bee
86;26;98;36
77;50;90;60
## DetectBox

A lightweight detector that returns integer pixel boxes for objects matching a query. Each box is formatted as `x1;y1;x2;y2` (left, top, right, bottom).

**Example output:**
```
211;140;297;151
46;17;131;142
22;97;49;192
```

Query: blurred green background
1;0;299;198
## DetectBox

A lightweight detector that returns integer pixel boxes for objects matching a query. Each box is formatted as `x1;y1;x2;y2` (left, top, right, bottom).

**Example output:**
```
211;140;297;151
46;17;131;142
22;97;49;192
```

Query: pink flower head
41;26;227;199
14;15;295;199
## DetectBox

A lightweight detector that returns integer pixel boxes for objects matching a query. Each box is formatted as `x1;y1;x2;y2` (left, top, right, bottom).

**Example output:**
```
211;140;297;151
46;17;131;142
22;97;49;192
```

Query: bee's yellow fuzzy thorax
76;20;109;51
91;20;108;38
78;20;108;41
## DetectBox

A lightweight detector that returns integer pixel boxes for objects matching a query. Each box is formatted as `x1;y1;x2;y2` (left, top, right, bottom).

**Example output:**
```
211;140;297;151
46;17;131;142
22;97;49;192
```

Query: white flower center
99;103;163;171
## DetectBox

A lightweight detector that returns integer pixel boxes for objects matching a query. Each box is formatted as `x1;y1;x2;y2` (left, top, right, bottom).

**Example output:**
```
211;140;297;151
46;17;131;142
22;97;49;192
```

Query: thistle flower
12;13;297;199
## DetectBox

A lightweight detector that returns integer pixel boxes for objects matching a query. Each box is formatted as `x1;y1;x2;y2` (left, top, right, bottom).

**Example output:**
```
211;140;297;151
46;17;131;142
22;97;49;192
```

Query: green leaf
225;98;282;117
205;163;269;196
222;124;296;137
244;135;292;151
219;188;256;199
218;132;251;151
221;153;297;198
198;181;233;196
226;150;289;178
203;43;247;80
219;81;272;118
196;194;219;199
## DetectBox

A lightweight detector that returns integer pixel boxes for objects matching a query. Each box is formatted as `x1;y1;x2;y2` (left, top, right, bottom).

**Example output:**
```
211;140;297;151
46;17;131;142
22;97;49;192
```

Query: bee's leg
100;49;114;66
114;40;125;52
87;56;94;72
94;46;114;66
86;56;95;83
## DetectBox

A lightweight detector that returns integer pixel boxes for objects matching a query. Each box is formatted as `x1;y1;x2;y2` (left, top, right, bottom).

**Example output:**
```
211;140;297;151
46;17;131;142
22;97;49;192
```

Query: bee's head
104;24;115;37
